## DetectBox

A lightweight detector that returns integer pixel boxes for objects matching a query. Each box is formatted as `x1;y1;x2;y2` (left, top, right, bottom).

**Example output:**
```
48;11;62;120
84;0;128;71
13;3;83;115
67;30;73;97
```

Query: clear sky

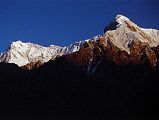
0;0;159;52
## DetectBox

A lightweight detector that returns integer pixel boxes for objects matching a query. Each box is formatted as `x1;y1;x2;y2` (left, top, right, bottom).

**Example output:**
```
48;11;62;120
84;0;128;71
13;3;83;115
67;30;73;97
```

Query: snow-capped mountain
0;40;84;67
0;41;62;66
104;15;159;54
0;15;159;69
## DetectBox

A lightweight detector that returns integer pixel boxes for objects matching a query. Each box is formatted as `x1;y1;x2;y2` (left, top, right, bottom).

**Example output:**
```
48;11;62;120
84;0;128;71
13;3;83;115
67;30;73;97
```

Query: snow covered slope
0;40;86;66
0;41;62;66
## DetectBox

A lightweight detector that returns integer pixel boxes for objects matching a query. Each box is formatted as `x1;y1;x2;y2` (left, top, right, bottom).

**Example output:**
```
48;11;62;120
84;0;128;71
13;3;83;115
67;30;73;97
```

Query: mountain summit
0;40;83;67
0;15;159;70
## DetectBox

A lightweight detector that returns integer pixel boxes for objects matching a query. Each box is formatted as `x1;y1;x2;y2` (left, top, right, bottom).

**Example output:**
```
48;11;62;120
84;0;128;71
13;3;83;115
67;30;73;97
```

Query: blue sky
0;0;159;52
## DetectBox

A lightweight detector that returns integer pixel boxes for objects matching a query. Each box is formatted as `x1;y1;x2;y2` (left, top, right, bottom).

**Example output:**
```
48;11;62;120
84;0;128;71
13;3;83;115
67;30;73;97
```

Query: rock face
64;15;159;72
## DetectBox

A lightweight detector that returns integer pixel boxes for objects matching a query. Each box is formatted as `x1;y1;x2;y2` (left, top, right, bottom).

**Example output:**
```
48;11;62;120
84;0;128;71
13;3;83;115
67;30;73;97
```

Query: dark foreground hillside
0;56;159;119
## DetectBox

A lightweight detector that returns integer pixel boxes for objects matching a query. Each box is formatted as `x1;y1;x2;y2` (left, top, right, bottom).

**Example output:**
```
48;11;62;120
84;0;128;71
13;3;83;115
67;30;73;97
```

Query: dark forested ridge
0;56;159;120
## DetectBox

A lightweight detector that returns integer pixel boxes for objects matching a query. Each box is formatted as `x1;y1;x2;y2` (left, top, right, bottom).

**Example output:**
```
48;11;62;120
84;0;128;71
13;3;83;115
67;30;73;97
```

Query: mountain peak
115;15;130;24
10;40;32;50
104;15;131;33
11;40;23;44
10;40;25;47
0;39;85;67
104;14;159;54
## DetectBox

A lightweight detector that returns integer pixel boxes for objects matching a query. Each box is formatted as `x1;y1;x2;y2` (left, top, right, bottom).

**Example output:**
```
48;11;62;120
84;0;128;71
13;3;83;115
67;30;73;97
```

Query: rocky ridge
62;15;159;72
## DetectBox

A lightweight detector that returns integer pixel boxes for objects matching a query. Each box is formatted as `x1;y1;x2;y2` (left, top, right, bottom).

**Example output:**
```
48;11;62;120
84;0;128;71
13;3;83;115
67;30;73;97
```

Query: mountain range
0;15;159;70
0;15;159;119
